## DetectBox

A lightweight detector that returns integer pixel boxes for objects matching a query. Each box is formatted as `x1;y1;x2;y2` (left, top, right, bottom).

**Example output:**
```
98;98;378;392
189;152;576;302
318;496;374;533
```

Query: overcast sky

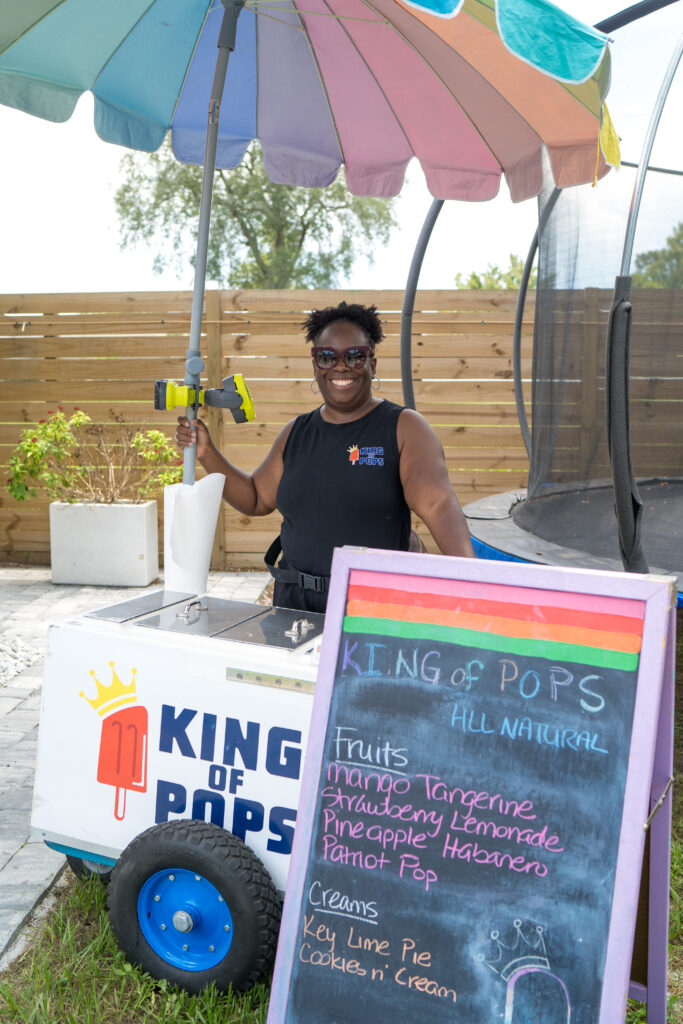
0;0;680;294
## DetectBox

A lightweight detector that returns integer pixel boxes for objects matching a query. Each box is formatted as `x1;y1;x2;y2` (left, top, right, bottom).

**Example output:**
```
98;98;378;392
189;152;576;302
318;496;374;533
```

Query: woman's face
311;320;377;415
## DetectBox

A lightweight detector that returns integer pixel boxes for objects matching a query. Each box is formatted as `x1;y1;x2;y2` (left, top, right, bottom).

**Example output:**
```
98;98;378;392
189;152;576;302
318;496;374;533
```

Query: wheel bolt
183;944;189;952
154;894;160;902
224;925;230;932
173;910;195;933
168;874;175;882
218;895;224;902
209;945;215;952
161;924;167;931
195;875;201;881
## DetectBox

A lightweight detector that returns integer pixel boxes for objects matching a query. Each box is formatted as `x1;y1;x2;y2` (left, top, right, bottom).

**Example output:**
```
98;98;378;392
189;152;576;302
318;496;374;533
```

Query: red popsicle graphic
97;705;148;820
80;662;149;820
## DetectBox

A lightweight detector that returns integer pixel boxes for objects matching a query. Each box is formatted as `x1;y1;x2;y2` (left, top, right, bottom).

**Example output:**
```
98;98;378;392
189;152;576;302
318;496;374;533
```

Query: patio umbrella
0;0;617;481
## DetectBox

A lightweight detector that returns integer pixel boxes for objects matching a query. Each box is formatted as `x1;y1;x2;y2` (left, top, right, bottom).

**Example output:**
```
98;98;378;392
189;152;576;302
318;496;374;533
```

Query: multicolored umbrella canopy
0;0;615;201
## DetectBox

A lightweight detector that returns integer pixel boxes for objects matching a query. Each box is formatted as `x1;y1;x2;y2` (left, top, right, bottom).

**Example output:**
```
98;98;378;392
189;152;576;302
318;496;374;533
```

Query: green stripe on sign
342;616;639;673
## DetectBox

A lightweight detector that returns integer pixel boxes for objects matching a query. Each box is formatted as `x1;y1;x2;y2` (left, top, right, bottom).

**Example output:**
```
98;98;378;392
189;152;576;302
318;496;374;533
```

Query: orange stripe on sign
346;584;644;637
345;599;643;654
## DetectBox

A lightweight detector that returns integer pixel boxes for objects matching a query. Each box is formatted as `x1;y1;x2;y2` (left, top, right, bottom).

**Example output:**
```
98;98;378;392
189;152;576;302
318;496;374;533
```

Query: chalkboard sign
268;551;673;1024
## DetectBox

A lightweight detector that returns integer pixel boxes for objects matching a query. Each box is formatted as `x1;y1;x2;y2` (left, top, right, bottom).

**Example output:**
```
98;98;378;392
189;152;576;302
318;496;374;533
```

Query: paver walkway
0;566;270;963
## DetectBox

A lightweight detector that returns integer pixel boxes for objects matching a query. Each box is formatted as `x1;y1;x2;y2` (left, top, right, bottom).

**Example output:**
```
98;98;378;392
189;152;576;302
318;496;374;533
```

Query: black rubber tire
107;820;281;993
66;855;114;883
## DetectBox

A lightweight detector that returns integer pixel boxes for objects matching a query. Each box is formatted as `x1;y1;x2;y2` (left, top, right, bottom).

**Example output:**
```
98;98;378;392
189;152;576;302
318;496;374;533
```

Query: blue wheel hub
138;868;233;971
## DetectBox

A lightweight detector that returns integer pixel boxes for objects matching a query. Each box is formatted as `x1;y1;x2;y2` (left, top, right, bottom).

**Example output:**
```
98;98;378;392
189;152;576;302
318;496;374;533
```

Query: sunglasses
311;345;372;370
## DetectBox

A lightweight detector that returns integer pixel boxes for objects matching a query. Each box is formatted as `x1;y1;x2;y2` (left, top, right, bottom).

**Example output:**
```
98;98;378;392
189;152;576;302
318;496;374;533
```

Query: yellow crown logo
80;662;137;717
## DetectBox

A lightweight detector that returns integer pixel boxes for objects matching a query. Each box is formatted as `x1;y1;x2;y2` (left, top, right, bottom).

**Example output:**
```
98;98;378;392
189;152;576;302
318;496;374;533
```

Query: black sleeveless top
276;400;411;578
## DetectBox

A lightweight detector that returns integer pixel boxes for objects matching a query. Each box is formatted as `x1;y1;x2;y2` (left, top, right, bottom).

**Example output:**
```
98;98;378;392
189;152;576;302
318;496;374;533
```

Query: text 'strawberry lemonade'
81;663;148;820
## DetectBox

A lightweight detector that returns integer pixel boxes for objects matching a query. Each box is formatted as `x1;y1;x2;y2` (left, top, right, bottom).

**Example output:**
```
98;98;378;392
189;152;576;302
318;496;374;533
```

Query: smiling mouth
328;378;354;389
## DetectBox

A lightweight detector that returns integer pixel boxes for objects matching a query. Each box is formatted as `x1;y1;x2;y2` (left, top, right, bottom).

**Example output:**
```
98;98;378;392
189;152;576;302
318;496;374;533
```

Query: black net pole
605;276;649;573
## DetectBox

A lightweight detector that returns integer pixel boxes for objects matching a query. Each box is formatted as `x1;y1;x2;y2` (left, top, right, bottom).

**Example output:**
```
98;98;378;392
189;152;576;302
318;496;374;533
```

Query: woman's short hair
301;301;384;349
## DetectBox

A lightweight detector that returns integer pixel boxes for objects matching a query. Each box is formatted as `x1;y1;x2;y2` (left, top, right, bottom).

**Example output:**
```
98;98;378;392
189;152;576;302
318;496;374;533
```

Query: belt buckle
299;572;324;592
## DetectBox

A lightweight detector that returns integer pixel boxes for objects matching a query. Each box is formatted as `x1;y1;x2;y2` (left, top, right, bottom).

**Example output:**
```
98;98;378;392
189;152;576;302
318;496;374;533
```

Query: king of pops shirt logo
347;445;384;466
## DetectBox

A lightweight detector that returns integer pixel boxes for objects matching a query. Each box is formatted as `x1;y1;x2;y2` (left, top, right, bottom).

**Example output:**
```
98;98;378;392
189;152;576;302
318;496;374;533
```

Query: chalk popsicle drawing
476;918;571;1023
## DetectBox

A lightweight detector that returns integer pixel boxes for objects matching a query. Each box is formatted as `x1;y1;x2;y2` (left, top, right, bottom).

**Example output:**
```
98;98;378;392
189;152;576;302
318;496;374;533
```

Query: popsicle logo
80;662;148;821
347;444;384;466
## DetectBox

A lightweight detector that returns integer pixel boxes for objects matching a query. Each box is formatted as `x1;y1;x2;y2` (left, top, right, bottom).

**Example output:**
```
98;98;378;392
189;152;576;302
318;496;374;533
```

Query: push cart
31;588;323;993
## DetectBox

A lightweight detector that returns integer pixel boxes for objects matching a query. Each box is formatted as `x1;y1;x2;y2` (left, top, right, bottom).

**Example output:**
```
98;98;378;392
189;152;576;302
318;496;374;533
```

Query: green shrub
7;408;182;504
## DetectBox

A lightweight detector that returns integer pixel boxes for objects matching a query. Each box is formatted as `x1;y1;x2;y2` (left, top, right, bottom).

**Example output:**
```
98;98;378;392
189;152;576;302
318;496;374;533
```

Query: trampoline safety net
514;117;683;577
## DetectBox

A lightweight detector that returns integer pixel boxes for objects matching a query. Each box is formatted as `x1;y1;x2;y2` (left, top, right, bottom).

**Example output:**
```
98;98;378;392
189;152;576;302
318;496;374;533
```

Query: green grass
1;611;681;1023
0;588;281;1023
0;875;270;1024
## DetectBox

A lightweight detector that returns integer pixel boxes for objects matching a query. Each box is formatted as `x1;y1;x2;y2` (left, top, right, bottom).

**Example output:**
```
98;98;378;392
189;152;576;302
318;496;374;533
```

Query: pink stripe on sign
349;569;647;620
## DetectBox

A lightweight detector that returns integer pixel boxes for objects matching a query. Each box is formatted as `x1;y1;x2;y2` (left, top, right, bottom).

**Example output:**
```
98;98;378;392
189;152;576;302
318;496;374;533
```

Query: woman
176;301;474;612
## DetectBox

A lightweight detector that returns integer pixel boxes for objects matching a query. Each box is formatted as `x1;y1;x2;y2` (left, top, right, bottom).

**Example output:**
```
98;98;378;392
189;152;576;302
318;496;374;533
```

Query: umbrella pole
183;0;245;486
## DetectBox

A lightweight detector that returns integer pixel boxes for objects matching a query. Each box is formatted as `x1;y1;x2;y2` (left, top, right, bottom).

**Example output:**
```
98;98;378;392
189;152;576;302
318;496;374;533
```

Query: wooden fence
0;289;533;569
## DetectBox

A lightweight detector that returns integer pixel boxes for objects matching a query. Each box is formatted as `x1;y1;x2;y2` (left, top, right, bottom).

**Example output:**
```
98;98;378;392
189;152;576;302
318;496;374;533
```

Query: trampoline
402;16;683;606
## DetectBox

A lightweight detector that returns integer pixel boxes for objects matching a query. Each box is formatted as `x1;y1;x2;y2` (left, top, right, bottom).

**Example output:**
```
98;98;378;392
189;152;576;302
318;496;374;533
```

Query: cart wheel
107;820;281;993
66;855;114;883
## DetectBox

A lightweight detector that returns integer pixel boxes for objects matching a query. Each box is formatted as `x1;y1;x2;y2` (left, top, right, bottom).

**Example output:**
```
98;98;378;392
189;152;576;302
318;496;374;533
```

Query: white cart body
31;591;321;893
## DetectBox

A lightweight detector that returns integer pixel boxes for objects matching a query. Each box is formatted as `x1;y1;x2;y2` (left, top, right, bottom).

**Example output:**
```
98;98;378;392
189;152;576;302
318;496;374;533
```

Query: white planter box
49;501;159;586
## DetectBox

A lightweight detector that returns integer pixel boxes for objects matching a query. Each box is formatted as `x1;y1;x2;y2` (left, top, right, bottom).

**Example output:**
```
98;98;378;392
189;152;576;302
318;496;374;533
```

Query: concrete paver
0;565;271;963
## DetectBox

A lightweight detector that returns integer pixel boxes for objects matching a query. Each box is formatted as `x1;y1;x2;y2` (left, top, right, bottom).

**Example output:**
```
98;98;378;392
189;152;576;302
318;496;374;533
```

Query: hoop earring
371;376;381;391
310;378;320;395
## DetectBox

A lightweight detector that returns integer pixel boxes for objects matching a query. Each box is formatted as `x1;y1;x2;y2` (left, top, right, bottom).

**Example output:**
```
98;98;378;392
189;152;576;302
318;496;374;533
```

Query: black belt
264;536;330;593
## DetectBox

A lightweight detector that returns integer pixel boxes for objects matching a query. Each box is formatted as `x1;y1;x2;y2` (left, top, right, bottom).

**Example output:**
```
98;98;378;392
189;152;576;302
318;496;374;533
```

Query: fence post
205;288;225;569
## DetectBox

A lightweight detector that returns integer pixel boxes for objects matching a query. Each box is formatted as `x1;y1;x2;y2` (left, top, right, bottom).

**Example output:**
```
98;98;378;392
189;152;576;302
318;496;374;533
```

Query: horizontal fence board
1;293;195;315
1;289;537;315
0;311;533;336
215;289;535;314
219;333;528;357
0;318;194;340
1;355;533;383
4;359;197;383
0;422;526;451
0;550;52;565
1;401;529;428
0;335;529;361
218;316;531;336
0;337;192;358
0;542;51;558
219;356;529;378
0;379;529;405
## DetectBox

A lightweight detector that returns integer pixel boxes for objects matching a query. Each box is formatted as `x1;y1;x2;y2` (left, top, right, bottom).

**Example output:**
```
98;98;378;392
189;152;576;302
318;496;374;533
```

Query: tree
632;221;683;289
454;253;536;290
114;143;397;289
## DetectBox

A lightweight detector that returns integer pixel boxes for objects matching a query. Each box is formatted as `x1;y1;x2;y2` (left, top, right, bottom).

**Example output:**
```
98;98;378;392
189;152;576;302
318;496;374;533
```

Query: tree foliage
454;253;536;290
114;143;397;289
632;221;683;289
